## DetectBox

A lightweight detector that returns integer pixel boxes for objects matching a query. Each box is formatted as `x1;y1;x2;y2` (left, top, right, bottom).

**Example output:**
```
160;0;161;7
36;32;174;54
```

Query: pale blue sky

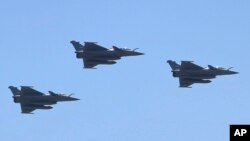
1;0;249;141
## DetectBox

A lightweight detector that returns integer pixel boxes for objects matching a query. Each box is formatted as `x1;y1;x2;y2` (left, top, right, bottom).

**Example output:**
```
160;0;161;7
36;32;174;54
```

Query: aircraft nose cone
226;70;238;75
70;97;80;101
231;71;239;74
134;52;144;55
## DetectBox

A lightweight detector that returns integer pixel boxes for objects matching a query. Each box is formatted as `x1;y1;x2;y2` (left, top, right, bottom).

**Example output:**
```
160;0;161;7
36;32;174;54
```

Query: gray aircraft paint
8;86;79;114
70;41;144;68
167;60;238;88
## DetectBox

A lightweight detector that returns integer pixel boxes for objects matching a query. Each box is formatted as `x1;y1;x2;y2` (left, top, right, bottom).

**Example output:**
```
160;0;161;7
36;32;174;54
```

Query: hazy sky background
1;0;249;141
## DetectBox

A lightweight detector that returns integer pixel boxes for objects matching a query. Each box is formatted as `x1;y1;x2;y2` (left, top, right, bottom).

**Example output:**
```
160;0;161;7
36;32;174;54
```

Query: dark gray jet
70;41;144;68
8;86;79;114
167;60;238;88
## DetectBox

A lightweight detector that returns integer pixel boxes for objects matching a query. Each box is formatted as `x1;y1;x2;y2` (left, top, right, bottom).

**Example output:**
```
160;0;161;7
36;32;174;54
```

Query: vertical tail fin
8;86;21;95
70;40;84;51
167;60;180;70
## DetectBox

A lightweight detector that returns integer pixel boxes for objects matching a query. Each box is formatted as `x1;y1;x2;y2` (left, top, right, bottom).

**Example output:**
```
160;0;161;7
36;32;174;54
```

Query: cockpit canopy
109;46;138;52
216;66;226;70
57;93;66;96
206;65;226;70
120;48;131;51
109;47;130;51
49;91;70;97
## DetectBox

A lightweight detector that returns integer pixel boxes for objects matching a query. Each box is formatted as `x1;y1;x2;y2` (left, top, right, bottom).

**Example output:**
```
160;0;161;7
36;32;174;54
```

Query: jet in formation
70;41;144;69
9;86;79;114
167;60;238;88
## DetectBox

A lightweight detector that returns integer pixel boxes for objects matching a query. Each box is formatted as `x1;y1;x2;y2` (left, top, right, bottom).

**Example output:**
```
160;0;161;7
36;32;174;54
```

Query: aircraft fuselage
13;95;58;105
76;50;143;59
172;69;237;79
13;94;78;105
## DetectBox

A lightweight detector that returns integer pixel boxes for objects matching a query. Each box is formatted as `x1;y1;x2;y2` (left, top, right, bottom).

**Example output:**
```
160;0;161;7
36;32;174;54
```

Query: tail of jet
8;86;21;96
167;60;180;70
70;40;84;51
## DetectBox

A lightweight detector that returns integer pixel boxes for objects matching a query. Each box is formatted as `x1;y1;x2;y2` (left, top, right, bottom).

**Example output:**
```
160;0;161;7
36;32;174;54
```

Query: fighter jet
8;86;79;114
167;60;238;88
70;41;144;68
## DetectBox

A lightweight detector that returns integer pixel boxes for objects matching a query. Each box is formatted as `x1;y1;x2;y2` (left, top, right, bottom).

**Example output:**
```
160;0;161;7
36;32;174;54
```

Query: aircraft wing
180;61;203;70
21;87;44;96
82;58;117;68
179;78;195;87
20;104;36;114
84;43;108;51
83;58;98;68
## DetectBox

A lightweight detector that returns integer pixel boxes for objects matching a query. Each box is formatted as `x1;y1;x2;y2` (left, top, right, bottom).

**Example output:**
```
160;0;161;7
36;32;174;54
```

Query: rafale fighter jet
167;60;238;88
8;86;79;114
70;41;144;68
